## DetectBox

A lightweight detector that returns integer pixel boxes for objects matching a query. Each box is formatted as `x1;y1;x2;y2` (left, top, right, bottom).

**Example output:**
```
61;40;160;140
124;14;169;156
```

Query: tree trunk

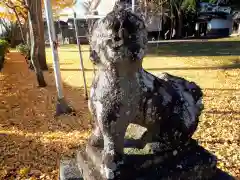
176;11;183;38
25;21;34;70
25;21;30;46
25;0;48;71
36;0;48;71
10;23;17;48
25;0;47;87
238;23;240;36
170;1;174;39
144;0;147;17
13;8;26;44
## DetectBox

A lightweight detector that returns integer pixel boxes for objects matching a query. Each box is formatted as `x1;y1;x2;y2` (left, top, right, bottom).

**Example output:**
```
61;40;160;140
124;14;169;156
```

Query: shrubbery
16;43;33;69
16;43;30;59
0;39;9;71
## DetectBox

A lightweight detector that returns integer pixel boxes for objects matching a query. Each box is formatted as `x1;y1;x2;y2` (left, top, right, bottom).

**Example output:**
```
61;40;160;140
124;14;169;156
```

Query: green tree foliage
0;39;9;70
181;0;198;13
201;0;217;3
229;0;240;10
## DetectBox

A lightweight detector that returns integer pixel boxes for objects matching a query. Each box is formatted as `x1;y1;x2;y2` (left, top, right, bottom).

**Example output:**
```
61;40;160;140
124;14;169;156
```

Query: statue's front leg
92;100;127;179
101;121;126;180
88;120;103;147
88;100;104;147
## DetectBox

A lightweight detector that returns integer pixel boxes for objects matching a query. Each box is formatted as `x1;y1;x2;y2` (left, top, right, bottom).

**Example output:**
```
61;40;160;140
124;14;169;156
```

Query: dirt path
0;52;91;179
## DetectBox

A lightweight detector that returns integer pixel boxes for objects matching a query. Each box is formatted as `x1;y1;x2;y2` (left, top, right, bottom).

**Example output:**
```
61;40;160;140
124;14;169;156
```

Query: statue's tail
157;72;204;135
157;72;204;113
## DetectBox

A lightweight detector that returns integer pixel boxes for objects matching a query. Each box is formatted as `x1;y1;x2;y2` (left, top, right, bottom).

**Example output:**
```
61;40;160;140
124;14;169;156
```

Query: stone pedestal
59;139;235;180
59;158;83;180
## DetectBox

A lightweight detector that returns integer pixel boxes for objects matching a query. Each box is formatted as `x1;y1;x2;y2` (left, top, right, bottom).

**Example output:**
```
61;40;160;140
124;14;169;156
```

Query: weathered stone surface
59;158;83;180
60;140;235;180
76;148;102;180
76;139;218;180
88;3;204;178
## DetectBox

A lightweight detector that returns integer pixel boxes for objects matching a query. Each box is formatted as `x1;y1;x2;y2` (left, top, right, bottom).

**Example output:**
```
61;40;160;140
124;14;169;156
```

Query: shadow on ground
122;139;236;180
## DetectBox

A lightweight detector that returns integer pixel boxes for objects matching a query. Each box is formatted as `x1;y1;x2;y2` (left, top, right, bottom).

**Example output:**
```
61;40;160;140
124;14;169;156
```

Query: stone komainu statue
87;3;204;179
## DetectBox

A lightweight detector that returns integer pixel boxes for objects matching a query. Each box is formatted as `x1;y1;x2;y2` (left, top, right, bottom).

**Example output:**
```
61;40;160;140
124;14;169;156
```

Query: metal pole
157;0;163;47
132;0;135;12
44;0;64;98
58;20;64;45
43;0;74;116
73;12;88;100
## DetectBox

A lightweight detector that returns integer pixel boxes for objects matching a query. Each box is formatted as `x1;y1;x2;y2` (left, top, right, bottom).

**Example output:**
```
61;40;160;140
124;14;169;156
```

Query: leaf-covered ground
0;52;92;179
0;38;240;179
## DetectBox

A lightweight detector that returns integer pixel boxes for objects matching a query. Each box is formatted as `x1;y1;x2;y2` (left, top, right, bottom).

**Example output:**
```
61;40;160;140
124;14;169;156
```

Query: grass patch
149;39;240;57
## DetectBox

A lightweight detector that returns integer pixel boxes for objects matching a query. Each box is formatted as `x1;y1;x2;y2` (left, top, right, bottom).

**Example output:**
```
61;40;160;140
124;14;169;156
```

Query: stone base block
59;158;83;180
76;140;217;180
59;139;235;180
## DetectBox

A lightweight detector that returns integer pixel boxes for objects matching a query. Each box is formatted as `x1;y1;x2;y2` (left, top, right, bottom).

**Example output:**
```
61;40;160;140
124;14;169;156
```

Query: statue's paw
88;134;103;147
101;151;116;179
100;161;123;179
100;164;116;179
101;150;123;179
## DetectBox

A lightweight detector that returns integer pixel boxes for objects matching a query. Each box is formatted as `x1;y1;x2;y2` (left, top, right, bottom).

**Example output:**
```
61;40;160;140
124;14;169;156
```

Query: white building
197;2;233;37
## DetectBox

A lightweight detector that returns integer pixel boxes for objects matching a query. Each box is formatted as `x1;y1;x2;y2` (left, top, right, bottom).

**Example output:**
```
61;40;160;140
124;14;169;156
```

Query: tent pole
43;0;75;116
73;12;88;100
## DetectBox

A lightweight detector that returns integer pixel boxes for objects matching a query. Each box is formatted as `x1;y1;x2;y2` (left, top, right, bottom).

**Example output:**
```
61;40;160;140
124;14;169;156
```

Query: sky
58;0;86;17
0;0;113;18
74;0;87;15
72;0;115;16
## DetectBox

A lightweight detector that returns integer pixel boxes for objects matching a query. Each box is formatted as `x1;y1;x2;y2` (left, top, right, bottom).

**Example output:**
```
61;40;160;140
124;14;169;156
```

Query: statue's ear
89;49;100;65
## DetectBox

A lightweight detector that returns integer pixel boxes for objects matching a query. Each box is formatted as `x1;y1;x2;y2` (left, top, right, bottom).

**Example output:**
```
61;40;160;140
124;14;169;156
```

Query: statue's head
89;3;148;67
